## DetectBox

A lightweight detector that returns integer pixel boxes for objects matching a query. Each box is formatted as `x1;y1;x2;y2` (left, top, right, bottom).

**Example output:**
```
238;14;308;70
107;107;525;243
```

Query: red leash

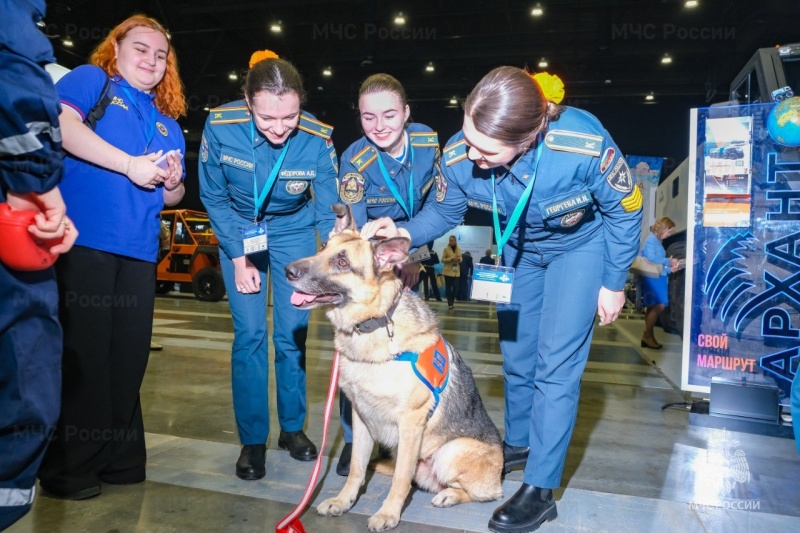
276;350;340;533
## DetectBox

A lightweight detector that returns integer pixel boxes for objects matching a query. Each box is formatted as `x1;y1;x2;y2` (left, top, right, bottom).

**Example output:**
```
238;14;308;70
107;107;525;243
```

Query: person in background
480;248;494;265
0;0;77;526
639;216;678;349
361;66;641;532
458;250;473;300
335;73;441;476
199;50;339;481
38;14;186;500
442;235;462;309
420;243;442;301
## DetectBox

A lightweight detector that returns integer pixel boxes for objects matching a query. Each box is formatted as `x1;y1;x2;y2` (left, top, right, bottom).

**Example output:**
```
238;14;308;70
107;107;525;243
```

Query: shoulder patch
621;184;643;213
410;131;439;148
444;140;468;166
340;172;365;204
599;147;615;174
350;145;378;172
606;157;633;193
298;113;333;139
544;130;603;157
210;106;250;125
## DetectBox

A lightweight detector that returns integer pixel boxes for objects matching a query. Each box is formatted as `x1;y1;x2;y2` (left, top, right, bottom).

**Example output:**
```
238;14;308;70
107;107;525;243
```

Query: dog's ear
329;204;358;238
373;237;410;271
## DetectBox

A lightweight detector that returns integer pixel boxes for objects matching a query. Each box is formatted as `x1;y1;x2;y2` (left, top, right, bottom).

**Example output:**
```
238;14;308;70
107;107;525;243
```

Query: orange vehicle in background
157;209;226;302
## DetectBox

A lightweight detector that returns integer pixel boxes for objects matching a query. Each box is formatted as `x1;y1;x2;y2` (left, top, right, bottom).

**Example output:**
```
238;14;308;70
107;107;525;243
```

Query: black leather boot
236;444;266;480
503;442;530;473
488;483;557;533
336;443;352;476
278;430;318;461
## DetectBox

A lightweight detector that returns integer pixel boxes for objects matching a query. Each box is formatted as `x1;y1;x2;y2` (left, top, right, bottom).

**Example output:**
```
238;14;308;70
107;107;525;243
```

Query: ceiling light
661;53;672;64
645;93;655;101
685;1;699;8
604;79;612;84
425;62;435;73
182;129;189;134
62;39;73;47
394;12;406;25
538;58;548;68
531;3;544;17
449;96;458;105
270;21;282;33
322;66;332;76
36;20;46;28
203;106;210;111
228;72;238;80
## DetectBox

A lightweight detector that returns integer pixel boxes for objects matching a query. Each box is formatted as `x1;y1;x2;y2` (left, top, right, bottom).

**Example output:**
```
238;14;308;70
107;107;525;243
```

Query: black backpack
84;77;113;130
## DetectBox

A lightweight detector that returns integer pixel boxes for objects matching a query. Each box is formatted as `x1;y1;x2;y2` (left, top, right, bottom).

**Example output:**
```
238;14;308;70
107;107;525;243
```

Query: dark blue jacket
199;102;339;258
338;123;440;228
401;107;642;291
0;0;62;200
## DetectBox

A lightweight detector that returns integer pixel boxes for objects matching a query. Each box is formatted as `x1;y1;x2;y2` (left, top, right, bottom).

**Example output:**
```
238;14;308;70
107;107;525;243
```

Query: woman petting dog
335;73;441;477
199;50;339;481
362;67;642;533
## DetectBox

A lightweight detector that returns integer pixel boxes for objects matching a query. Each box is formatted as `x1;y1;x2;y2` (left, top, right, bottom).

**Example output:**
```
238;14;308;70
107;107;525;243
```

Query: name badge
471;263;515;303
242;220;268;255
407;248;431;264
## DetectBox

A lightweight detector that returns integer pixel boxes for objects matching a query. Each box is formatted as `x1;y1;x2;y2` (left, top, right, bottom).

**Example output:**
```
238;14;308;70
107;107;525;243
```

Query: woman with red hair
37;15;186;500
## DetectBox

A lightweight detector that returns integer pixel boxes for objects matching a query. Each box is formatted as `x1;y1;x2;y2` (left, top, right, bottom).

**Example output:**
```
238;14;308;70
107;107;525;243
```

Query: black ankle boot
336;443;352;476
502;442;530;473
488;483;557;533
236;444;266;480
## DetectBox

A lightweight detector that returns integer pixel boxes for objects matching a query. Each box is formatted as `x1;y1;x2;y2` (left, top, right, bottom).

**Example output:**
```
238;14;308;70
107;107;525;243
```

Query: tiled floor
9;295;800;532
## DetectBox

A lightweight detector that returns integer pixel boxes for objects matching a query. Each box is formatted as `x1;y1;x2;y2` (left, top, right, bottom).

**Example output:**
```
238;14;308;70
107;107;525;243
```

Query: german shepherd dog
285;204;503;532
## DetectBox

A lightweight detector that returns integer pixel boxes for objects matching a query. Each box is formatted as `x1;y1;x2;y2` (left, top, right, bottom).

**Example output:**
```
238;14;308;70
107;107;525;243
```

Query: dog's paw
431;488;467;507
367;511;400;531
317;497;352;517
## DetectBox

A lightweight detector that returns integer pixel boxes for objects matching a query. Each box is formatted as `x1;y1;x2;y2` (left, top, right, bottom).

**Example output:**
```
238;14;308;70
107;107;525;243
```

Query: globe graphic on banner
766;96;800;147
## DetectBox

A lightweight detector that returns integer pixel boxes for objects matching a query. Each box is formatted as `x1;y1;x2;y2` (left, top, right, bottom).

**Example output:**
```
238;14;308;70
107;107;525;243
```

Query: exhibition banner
626;155;664;245
682;103;800;404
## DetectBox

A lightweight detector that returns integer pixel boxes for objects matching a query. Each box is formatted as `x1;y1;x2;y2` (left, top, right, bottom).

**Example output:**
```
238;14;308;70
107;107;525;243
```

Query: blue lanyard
250;118;291;220
375;135;415;218
490;135;544;260
119;85;157;153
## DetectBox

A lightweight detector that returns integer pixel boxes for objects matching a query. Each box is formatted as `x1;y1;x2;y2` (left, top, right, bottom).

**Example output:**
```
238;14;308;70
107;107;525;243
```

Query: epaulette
298;113;333;140
443;140;468;166
350;145;378;172
209;106;250;125
410;131;438;148
544;130;603;157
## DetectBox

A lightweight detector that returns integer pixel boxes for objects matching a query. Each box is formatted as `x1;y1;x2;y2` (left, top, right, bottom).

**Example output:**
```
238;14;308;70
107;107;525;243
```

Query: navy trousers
498;239;604;489
219;211;317;445
0;263;61;529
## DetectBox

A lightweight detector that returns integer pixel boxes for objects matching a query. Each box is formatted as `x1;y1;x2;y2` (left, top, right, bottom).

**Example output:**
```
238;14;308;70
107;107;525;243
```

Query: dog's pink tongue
290;291;316;306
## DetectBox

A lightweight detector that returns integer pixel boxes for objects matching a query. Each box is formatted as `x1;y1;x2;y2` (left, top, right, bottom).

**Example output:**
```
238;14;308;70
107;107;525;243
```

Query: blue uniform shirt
402;107;642;291
199;102;339;259
338;123;440;227
57;65;186;262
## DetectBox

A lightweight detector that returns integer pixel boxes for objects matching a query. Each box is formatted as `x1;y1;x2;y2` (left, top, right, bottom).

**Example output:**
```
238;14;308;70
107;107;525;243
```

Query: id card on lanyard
471;134;543;303
241;119;291;255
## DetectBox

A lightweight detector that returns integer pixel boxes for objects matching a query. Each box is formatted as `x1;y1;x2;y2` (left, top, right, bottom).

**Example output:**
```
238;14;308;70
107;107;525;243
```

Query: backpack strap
84;77;113;131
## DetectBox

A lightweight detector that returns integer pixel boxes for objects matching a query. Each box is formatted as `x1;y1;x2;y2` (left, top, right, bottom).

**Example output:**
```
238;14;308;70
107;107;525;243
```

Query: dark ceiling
41;0;799;190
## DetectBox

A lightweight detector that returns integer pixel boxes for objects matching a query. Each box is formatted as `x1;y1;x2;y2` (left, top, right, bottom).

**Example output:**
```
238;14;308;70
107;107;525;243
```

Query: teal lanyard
375;136;415;218
490;135;544;261
250;118;291;220
119;85;156;153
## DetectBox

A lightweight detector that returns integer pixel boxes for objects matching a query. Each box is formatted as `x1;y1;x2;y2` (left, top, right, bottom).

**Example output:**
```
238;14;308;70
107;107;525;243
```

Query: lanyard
490;135;544;261
375;135;415;218
250;118;291;220
119;85;157;153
